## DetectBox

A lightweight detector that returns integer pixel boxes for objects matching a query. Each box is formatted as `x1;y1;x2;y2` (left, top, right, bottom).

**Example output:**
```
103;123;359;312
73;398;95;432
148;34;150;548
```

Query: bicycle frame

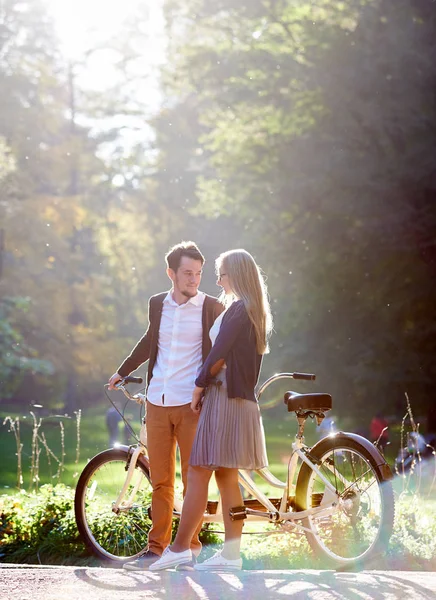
76;373;394;568
111;374;342;532
112;438;339;532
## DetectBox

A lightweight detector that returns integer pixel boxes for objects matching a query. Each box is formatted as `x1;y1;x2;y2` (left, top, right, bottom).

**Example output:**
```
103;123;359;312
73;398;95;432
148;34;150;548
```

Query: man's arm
108;298;154;388
117;325;153;377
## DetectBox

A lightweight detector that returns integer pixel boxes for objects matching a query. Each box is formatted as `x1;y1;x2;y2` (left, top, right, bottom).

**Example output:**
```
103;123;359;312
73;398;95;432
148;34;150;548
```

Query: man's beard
181;288;197;298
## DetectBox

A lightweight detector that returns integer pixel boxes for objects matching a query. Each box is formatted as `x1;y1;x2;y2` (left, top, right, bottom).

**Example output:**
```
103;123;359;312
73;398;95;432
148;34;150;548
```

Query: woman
150;248;273;572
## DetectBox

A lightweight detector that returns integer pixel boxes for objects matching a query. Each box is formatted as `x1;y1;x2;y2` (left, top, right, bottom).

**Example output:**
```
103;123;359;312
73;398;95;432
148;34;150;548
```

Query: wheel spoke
312;450;381;559
339;466;373;497
75;452;152;561
296;441;394;566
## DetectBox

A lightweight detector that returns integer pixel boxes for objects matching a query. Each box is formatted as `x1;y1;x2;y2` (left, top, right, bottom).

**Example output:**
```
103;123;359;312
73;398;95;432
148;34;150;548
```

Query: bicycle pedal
229;506;247;521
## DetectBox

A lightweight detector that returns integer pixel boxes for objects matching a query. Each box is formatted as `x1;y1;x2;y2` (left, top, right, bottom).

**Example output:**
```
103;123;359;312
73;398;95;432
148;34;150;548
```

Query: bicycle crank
229;505;280;522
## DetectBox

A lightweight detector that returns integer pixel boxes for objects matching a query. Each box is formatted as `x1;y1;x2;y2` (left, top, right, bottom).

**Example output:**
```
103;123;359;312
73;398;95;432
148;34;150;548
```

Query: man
108;241;224;570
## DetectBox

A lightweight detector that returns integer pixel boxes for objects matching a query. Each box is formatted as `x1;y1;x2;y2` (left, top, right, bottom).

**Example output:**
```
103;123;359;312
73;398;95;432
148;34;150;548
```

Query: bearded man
108;241;224;570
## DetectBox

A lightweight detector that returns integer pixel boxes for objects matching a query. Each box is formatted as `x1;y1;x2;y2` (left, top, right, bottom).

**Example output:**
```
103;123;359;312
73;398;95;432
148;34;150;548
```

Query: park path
1;564;436;600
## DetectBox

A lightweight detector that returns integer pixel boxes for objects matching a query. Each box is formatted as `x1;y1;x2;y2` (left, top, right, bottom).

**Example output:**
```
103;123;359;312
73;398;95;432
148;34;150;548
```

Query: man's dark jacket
117;291;224;389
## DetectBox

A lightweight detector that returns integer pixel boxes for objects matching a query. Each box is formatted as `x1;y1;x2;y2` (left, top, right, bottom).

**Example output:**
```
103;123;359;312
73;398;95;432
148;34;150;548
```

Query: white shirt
208;310;227;369
147;290;206;406
208;310;225;346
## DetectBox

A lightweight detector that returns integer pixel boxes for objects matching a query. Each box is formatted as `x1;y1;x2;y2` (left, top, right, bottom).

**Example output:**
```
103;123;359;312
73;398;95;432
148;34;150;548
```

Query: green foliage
241;528;316;570
0;0;160;410
388;495;436;568
0;409;435;568
0;484;86;565
159;0;436;425
1;0;436;433
0;298;54;398
1;484;435;569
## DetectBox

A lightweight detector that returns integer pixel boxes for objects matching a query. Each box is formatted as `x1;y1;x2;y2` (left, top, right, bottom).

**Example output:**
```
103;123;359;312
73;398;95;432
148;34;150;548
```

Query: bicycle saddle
284;391;332;413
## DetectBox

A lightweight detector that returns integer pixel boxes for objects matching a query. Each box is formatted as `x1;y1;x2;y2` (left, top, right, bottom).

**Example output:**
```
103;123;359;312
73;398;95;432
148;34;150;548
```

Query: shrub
1;483;435;569
387;493;436;569
0;484;89;565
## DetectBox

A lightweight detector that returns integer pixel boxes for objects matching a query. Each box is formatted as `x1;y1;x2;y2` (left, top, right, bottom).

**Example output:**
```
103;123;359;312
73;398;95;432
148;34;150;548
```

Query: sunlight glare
46;0;130;59
45;0;165;92
88;480;98;500
44;0;165;147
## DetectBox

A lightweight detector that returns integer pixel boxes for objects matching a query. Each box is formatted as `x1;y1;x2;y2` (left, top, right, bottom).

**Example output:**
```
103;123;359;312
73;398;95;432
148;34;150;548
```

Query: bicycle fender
310;432;393;481
117;444;151;473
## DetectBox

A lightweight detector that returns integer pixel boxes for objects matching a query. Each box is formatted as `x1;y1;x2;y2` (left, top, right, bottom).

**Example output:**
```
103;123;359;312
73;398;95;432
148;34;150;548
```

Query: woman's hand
191;386;204;414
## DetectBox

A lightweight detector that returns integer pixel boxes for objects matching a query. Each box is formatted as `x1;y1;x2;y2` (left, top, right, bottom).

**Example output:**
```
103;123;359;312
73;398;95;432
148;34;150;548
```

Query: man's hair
165;241;205;272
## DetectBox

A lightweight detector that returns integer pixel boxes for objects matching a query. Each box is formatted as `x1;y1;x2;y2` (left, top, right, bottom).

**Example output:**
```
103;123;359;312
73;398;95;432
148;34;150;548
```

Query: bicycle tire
295;435;394;568
75;448;152;562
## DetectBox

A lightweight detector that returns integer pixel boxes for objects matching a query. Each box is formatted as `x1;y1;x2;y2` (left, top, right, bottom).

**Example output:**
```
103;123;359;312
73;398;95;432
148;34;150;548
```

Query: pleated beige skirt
189;370;268;470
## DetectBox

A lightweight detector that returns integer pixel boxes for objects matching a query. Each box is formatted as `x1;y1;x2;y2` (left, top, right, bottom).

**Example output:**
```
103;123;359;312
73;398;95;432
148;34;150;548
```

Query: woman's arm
195;301;249;388
191;386;204;413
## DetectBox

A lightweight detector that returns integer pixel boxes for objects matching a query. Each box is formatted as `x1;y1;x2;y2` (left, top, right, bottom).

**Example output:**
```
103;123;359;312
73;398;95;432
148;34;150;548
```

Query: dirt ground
1;564;436;600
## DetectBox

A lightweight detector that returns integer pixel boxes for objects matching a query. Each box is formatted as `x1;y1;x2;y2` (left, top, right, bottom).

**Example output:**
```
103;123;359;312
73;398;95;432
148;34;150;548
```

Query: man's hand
108;372;123;390
191;386;204;414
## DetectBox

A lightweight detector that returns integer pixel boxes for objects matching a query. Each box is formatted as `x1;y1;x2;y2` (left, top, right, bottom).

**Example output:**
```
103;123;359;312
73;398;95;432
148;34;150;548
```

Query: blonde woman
150;249;273;572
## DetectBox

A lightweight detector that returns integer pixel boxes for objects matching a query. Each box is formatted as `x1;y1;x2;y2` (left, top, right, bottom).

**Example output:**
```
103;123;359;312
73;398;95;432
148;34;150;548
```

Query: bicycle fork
112;446;145;513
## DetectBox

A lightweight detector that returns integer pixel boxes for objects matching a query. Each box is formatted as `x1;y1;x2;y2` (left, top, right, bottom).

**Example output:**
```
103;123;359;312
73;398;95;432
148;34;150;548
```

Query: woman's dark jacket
195;300;262;402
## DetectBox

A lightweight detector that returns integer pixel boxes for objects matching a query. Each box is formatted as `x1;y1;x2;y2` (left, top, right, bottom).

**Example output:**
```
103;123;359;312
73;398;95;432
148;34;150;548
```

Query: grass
0;403;311;493
0;391;405;492
0;403;142;492
1;399;434;500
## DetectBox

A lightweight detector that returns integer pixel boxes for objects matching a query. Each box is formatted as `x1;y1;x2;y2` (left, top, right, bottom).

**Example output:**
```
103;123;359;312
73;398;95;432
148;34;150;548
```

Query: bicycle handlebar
107;376;146;405
257;371;316;399
293;372;316;381
109;372;315;404
123;376;143;385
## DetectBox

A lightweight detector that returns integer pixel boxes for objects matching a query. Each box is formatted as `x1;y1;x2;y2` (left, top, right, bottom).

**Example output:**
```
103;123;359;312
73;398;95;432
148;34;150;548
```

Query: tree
158;0;436;423
0;297;53;400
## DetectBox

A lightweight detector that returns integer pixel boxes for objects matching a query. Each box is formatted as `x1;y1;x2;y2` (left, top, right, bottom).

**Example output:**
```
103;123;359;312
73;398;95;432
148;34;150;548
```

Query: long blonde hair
217;249;273;354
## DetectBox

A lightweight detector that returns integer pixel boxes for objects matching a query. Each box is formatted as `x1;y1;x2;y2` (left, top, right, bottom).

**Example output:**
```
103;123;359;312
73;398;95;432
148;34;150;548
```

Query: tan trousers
146;400;203;556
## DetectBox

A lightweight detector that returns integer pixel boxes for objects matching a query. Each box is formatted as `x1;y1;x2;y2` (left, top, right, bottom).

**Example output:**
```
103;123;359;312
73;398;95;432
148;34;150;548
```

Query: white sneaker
194;551;242;571
148;546;192;571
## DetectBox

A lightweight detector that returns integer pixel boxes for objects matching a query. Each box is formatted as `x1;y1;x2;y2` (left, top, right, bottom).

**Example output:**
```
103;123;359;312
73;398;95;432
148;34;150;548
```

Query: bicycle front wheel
75;448;152;562
295;436;394;568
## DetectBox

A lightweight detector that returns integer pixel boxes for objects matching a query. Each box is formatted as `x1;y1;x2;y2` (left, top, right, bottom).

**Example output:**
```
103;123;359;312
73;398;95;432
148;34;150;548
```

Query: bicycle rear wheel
295;436;394;568
75;448;152;562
